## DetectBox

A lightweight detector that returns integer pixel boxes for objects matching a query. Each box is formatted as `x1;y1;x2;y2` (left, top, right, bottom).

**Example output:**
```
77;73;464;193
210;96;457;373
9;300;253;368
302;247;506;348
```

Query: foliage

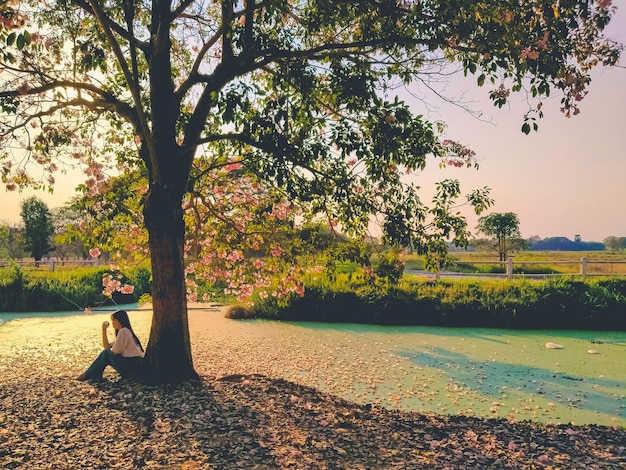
374;248;405;283
249;274;626;331
476;212;521;261
0;223;26;259
0;0;621;383
19;196;54;261
50;204;90;260
0;265;151;312
603;236;626;252
530;237;605;251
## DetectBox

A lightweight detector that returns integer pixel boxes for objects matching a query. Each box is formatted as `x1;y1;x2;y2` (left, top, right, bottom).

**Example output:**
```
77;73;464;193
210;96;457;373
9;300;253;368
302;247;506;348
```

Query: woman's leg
79;348;115;380
78;349;142;381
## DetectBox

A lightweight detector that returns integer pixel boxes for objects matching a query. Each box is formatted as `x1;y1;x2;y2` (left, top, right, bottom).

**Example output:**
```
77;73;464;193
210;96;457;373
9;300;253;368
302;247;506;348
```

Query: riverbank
0;306;625;468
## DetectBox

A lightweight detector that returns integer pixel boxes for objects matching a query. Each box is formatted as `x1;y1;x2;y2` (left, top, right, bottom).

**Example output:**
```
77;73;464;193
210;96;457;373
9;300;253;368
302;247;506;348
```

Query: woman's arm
102;321;112;349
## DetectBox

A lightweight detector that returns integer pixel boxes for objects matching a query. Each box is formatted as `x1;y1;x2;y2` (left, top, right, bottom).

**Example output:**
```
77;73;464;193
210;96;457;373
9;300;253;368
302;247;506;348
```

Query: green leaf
521;122;531;134
477;73;485;87
6;32;16;46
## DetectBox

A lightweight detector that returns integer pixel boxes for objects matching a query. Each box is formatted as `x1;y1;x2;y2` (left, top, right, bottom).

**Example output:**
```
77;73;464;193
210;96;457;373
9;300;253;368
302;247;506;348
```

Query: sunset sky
1;6;624;243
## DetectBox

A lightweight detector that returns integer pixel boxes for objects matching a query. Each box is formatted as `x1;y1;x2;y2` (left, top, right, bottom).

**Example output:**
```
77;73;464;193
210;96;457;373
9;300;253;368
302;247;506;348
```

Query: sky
1;6;625;243
399;6;626;243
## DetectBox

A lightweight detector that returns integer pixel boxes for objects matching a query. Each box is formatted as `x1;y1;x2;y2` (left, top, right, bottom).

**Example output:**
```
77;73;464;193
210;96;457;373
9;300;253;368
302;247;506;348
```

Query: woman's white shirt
111;327;143;357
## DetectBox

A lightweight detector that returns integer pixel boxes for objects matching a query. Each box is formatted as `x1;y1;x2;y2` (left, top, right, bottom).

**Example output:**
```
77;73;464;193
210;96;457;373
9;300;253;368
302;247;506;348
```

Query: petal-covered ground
0;306;624;469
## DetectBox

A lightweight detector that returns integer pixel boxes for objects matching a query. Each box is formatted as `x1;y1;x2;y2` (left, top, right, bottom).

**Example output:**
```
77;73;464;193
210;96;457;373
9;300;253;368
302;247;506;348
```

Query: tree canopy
0;0;621;383
19;196;53;261
476;212;521;261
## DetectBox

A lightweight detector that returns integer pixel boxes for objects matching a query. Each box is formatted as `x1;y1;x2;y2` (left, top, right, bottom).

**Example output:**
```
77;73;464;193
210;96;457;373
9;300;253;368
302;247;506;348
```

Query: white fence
431;257;626;279
0;259;100;272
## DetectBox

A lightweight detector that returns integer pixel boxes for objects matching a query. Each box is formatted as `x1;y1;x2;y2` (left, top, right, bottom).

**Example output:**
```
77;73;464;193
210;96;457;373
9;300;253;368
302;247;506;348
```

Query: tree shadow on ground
1;370;625;469
397;346;625;418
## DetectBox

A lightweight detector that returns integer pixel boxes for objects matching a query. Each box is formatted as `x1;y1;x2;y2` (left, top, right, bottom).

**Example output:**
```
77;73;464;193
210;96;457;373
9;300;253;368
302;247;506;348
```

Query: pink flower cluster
102;274;135;298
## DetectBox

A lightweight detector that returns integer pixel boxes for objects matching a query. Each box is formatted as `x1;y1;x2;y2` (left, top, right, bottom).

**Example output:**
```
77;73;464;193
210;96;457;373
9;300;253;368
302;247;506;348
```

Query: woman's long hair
111;310;144;352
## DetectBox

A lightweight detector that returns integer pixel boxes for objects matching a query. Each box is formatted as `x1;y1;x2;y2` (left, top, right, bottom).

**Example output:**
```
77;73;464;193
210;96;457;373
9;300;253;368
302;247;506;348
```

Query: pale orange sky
1;7;625;242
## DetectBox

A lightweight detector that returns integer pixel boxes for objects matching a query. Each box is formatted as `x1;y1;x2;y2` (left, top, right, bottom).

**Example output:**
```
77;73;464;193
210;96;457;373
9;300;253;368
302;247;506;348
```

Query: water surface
2;309;624;427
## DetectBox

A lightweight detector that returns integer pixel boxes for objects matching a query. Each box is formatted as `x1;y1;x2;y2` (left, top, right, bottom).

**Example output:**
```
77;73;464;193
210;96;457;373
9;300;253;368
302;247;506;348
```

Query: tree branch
71;0;149;53
84;0;152;145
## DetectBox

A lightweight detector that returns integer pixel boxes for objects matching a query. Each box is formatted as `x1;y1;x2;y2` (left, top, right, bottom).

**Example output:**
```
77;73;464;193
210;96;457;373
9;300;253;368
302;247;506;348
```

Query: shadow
396;346;626;417
2;372;625;469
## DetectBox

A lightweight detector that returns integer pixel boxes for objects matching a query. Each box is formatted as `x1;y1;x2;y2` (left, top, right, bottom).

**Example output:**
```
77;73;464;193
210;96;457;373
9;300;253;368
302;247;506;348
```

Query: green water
247;321;626;427
2;310;624;427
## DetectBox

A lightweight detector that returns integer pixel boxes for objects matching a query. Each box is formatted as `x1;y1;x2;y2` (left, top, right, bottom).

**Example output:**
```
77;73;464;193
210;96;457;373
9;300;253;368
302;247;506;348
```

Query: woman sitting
77;309;144;381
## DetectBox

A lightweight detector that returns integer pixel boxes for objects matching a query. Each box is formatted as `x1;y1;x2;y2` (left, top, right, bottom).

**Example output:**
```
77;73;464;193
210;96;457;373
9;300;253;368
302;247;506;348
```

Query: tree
0;1;620;383
51;205;90;261
19;196;54;262
0;223;8;258
476;212;521;261
603;236;626;252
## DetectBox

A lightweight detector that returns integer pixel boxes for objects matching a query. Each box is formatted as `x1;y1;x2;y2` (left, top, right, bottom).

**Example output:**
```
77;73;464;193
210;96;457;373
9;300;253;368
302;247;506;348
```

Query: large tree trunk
142;184;198;384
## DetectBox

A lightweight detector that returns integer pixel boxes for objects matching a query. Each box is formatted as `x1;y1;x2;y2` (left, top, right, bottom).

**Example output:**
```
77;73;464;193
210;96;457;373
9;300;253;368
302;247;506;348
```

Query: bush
247;275;626;331
0;265;152;312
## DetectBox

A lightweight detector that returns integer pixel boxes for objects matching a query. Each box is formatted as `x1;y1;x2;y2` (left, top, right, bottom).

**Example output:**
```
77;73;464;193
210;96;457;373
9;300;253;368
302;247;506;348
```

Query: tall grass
0;264;151;312
247;275;626;331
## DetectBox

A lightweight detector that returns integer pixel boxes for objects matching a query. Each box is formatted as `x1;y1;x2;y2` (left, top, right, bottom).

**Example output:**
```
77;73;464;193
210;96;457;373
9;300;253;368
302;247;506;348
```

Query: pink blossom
89;248;101;258
225;162;243;172
521;48;539;60
270;246;284;257
294;284;305;297
537;454;549;463
535;32;549;51
120;284;134;294
226;250;244;262
508;441;517;451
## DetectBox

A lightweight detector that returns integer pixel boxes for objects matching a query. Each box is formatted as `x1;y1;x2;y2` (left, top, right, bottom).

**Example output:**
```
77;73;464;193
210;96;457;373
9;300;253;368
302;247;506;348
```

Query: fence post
580;257;588;277
49;259;55;272
506;257;513;279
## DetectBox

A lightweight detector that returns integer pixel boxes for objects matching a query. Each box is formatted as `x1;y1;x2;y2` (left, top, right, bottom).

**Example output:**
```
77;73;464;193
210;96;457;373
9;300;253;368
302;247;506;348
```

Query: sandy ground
0;305;625;469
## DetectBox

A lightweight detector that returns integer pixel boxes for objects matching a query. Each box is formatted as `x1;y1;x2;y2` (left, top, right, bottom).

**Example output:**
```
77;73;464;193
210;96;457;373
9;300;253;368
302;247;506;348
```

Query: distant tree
603;236;626;252
468;238;495;253
529;237;604;251
5;226;26;260
19;196;54;262
0;223;8;258
51;206;89;261
476;212;521;261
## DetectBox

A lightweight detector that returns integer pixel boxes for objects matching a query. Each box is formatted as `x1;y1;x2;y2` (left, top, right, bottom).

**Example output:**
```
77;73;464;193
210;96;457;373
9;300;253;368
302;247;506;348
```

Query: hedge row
0;265;151;312
248;277;626;331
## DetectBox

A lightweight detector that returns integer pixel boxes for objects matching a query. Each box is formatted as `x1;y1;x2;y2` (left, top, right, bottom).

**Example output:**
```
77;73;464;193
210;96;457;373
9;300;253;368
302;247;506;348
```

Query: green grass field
400;251;626;275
